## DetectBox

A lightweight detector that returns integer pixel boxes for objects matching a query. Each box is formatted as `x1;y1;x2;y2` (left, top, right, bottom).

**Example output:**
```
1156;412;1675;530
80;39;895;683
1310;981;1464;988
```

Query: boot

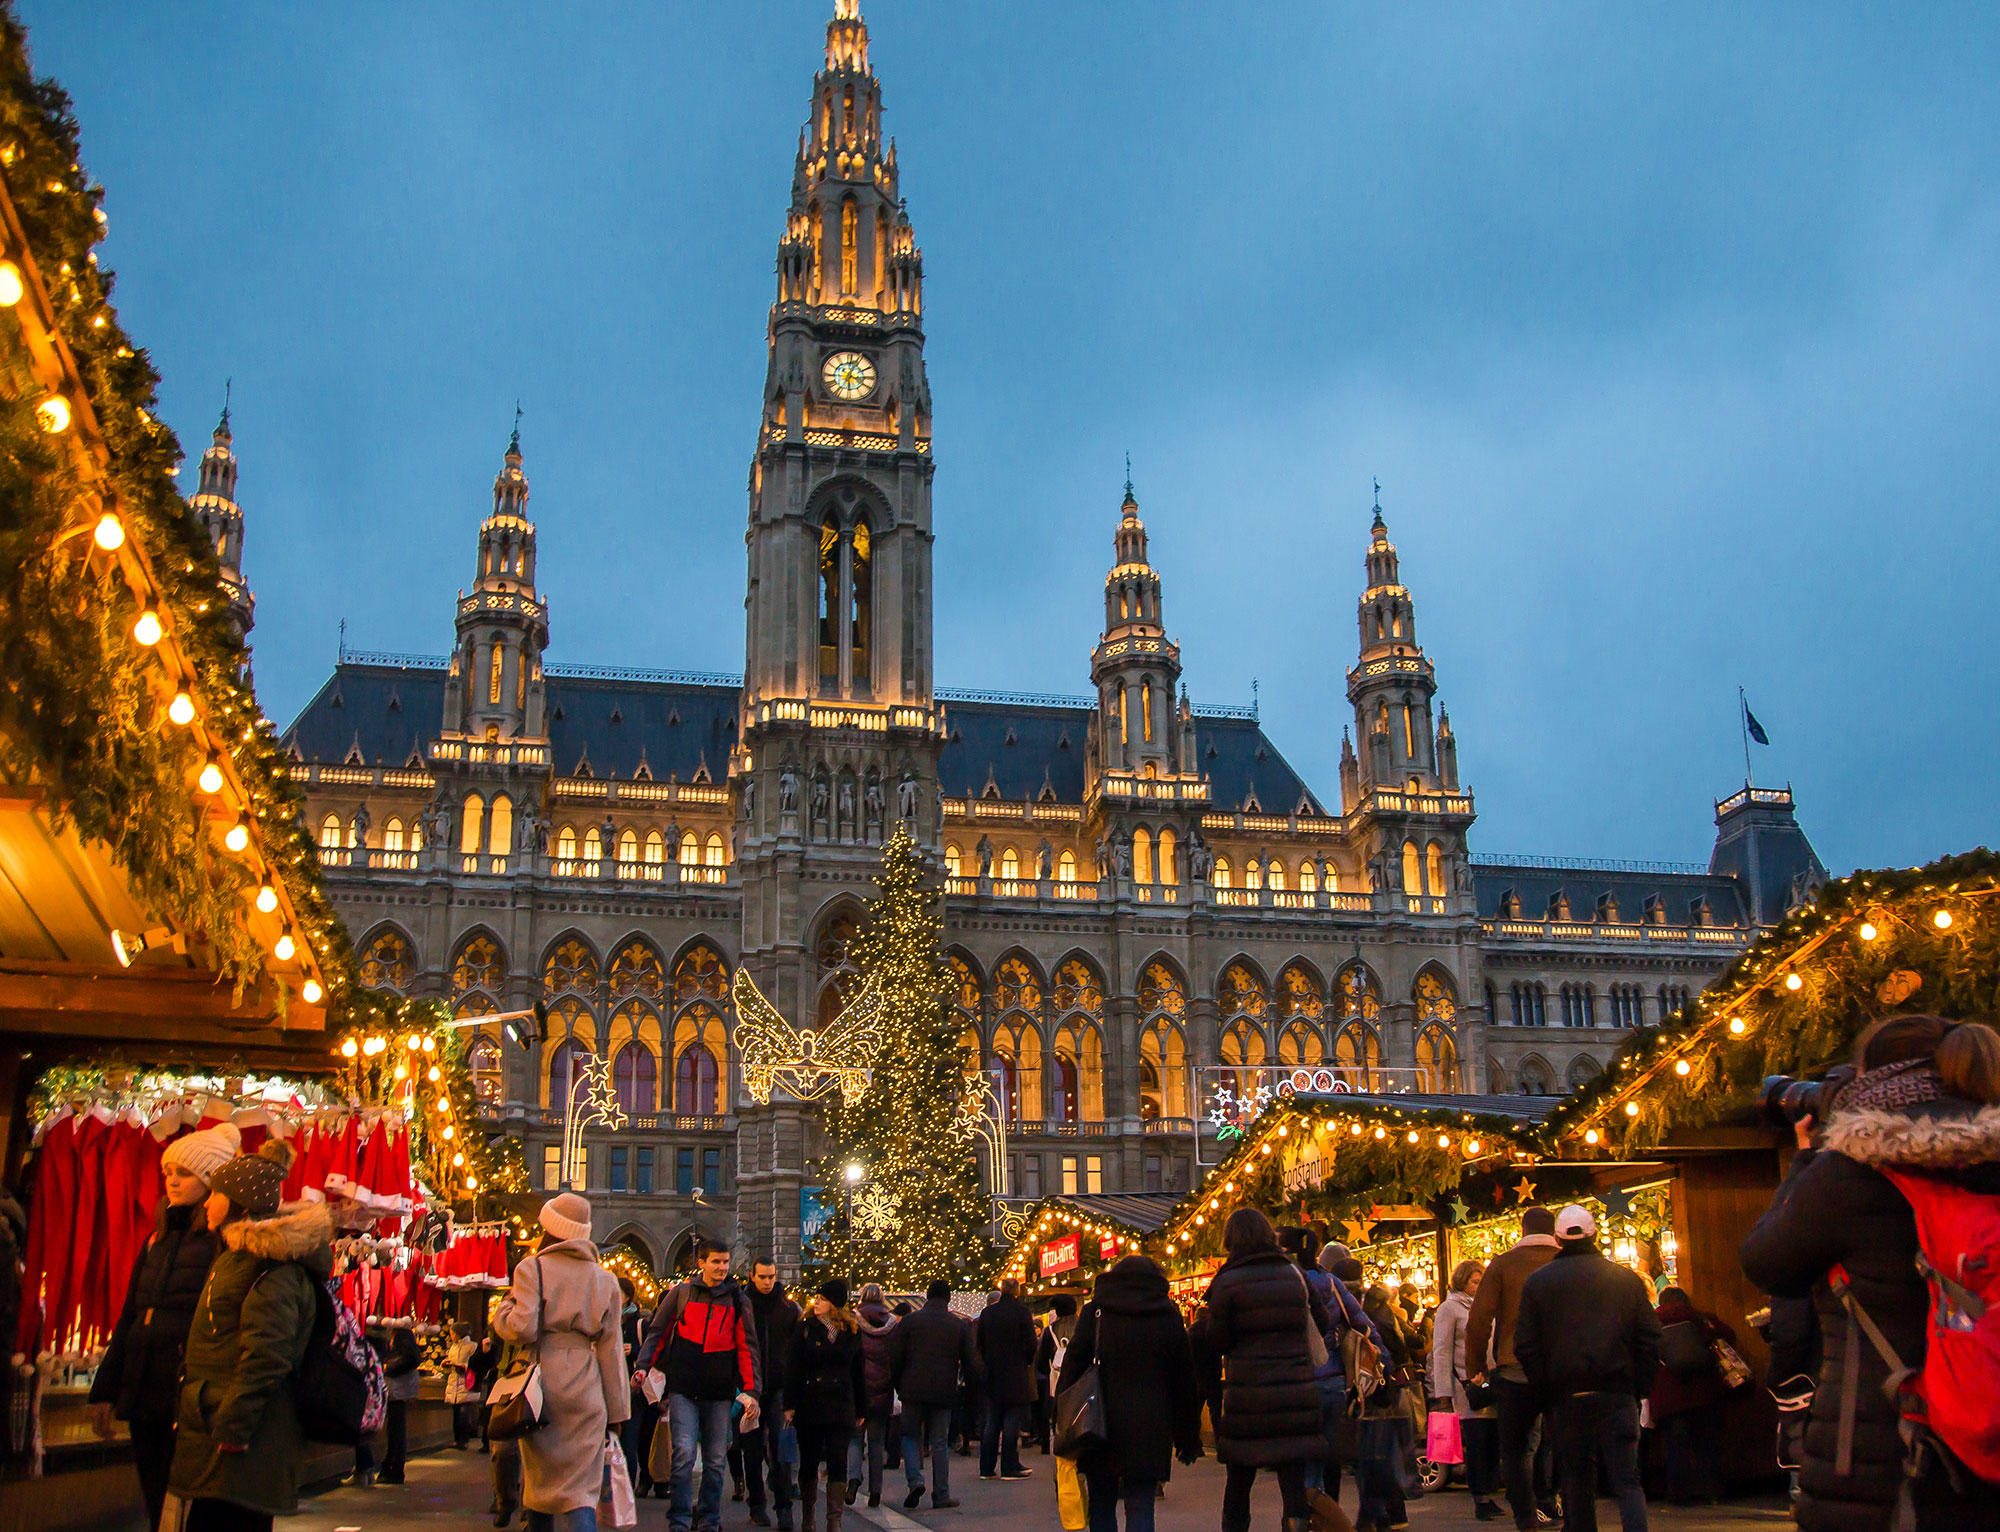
826;1485;845;1532
1285;1517;1320;1532
800;1479;818;1532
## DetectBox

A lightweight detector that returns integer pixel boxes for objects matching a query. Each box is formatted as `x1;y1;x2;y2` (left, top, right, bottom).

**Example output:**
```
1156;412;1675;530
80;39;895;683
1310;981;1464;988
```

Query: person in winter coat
634;1238;764;1532
90;1120;234;1531
1645;1288;1739;1505
889;1278;983;1509
470;1330;503;1450
1311;1243;1385;1502
446;1321;480;1451
1514;1204;1660;1532
742;1259;801;1529
1432;1260;1502;1521
1740;1014;2000;1532
1056;1255;1203;1532
369;1321;423;1485
1342;1258;1414;1532
1465;1205;1562;1532
854;1284;902;1506
1033;1296;1078;1453
493;1193;632;1532
975;1277;1039;1480
785;1279;867;1532
167;1140;332;1532
1203;1208;1320;1532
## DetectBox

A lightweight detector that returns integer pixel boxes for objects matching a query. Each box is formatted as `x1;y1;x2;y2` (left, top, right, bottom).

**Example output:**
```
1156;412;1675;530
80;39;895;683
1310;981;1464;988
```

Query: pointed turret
444;423;549;742
1092;473;1186;778
190;394;254;653
1347;493;1440;792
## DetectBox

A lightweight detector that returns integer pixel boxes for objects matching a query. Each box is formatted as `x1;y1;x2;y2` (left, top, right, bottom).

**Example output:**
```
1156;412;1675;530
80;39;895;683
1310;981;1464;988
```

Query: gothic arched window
850;519;871;689
1427;841;1447;897
469;1036;503;1106
814;914;862;1031
359;929;414;994
488;794;512;857
542;935;599;1001
819;514;840;687
451;933;503;1002
1133;828;1153;885
1158;829;1176;885
319;813;342;850
613;1039;658;1115
460;795;484;855
944;844;962;877
609;939;666;1003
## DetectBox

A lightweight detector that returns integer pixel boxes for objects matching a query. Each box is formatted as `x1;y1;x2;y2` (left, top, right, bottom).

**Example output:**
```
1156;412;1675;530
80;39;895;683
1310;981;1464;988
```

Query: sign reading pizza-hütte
1039;1232;1080;1277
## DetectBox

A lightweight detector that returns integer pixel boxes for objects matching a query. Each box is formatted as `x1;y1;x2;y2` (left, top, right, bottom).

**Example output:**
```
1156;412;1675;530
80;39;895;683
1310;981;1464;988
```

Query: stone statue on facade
1094;837;1110;881
897;770;918;822
516;799;541;853
864;776;884;837
741;772;755;824
349;803;371;848
1113;836;1133;879
1036;838;1054;880
779;765;800;815
810;774;829;835
976;836;993;877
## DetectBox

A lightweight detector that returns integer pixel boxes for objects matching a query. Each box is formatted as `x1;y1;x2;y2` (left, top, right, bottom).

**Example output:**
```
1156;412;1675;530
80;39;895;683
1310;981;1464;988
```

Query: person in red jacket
1645;1288;1739;1506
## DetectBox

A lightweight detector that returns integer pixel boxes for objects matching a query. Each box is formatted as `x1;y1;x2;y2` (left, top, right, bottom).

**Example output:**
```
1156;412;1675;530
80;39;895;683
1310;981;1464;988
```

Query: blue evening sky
24;3;1999;874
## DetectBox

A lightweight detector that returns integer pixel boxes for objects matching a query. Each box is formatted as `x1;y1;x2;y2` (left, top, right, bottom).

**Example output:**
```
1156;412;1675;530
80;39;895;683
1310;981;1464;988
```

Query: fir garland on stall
332;991;497;1209
0;4;350;1004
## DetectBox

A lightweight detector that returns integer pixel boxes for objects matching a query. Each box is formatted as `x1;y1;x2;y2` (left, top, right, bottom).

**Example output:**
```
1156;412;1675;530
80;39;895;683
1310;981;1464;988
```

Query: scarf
1834;1057;1942;1115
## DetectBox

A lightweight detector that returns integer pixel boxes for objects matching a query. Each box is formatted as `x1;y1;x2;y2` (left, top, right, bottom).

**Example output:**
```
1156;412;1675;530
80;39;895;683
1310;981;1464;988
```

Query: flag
1744;704;1769;746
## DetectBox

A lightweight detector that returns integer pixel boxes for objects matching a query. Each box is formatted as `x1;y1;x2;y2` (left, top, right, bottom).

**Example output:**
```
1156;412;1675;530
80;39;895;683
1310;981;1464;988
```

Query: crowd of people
70;1011;2000;1532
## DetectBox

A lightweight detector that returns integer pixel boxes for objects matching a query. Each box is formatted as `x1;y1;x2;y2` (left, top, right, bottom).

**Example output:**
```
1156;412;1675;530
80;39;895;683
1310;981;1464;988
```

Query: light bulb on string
167;692;195;726
302;979;323;1004
1674;1059;1692;1077
92;513;124;550
1859;923;1878;941
340;1038;358;1059
1785;973;1802;991
198;759;224;795
36;394;70;433
255;880;277;913
273;933;295;961
224;816;250;854
1728;1017;1746;1036
133;609;162;646
1935;910;1954;930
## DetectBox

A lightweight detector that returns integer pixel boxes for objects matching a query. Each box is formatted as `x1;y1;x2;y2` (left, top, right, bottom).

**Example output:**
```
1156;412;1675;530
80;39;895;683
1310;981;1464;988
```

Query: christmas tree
818;826;991;1288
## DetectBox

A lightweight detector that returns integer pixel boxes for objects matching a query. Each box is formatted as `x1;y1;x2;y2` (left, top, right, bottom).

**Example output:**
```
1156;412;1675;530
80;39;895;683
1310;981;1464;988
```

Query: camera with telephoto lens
1758;1066;1856;1128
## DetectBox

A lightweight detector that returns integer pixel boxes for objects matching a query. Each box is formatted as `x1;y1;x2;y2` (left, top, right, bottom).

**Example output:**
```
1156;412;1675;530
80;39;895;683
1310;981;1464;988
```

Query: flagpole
1738;686;1753;789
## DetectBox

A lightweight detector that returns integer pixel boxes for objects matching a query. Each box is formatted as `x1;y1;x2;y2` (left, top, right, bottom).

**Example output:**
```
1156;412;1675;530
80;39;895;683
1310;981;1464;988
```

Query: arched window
1213;857;1232;889
383;818;405;853
850;519;871;689
469;1036;503;1106
1051;959;1106;1122
1567;1056;1602;1092
840;195;858;293
1219;962;1270;1093
945;844;962;877
1416;1027;1458;1092
1334;963;1383;1089
1000;847;1020;881
547;1037;588;1112
1132;828;1153;884
1414;966;1459;1089
1278;1019;1324;1064
319;813;343;850
609;939;666;1003
1141;678;1154;744
450;933;504;1002
1057;849;1076;883
460;795;485;855
1275;964;1325;1063
1219;962;1268;1021
542;935;600;1001
487;793;512;856
488;646;504;706
1298;859;1317;893
814;913;862;1030
1427;841;1446;897
991;956;1045;1121
680;831;699;866
1158;829;1176;885
1138;962;1189;1119
673;944;729;1007
557;825;578;861
819;514;840;687
644;830;665;865
705;832;725;867
612;1037;659;1115
673;1024;721;1115
1245;858;1263;891
1118;684;1129;745
358;929;414;993
1518;1058;1553;1096
583;826;602;862
948;955;983;1086
618;828;638;865
1402;839;1422;896
1267;860;1286;892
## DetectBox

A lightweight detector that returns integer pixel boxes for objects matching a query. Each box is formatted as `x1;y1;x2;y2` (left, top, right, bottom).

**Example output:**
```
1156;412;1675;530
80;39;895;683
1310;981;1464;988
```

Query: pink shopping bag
1424;1410;1464;1466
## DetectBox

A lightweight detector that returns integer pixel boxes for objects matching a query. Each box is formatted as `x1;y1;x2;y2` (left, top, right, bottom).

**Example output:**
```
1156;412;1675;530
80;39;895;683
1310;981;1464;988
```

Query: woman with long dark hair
786;1278;867;1532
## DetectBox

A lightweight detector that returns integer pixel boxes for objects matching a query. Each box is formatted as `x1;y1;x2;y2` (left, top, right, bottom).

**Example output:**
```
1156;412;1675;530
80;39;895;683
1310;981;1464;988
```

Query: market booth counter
997;1191;1182;1302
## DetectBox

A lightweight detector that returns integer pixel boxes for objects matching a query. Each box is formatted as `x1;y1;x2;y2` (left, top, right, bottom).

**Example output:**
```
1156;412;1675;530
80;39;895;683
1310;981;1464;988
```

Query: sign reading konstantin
1039;1232;1081;1277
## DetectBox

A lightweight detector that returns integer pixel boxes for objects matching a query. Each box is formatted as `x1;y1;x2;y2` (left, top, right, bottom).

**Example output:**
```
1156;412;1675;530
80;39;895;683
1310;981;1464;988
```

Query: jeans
525;1513;598;1532
902;1403;956;1500
852;1410;893;1498
1462;1414;1501;1501
1554;1393;1646;1532
1357;1416;1407;1529
1302;1374;1347;1496
382;1398;409;1476
1659;1409;1721;1504
980;1395;1029;1477
668;1393;735;1532
1495;1376;1559;1529
1082;1460;1156;1532
1223;1462;1307;1532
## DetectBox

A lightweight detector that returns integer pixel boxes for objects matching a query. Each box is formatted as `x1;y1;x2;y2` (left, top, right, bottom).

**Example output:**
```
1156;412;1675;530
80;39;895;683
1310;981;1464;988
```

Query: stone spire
1347;490;1441;793
443;422;548;742
190;389;254;652
1092;473;1187;778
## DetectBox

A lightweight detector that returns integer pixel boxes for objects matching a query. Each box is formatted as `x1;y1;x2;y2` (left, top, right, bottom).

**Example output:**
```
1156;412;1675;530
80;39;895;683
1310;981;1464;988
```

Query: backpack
295;1276;388;1443
1872;1169;2000;1484
1659;1319;1721;1381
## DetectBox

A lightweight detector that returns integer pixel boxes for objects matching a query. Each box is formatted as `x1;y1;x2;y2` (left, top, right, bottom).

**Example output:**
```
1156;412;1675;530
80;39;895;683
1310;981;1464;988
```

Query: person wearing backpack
167;1139;333;1532
88;1120;233;1532
493;1192;632;1532
1645;1288;1739;1506
1741;1014;2000;1532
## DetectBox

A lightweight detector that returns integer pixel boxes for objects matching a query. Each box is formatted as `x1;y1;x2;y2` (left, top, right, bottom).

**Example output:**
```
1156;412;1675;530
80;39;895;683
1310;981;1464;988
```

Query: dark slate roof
1472;864;1750;927
1708;790;1829;927
281;662;739;783
1046;1192;1184;1234
936;700;1322;814
1292;1091;1563;1126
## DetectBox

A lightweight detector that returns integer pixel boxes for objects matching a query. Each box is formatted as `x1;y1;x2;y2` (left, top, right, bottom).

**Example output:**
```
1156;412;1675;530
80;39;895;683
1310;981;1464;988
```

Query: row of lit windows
540;1142;721;1196
318;804;729;866
1494;981;1691;1028
942;837;1450;896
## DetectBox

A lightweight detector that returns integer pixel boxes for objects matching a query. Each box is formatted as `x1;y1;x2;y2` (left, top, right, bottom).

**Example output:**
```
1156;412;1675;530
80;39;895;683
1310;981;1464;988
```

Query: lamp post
842;1161;864;1274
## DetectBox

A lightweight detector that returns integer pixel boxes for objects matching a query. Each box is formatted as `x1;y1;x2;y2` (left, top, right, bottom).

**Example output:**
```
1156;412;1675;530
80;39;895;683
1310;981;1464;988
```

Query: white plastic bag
603;1434;639;1529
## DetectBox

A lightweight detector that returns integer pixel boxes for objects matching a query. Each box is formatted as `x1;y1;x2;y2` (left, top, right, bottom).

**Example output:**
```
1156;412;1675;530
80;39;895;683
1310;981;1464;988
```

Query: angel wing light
732;968;883;1107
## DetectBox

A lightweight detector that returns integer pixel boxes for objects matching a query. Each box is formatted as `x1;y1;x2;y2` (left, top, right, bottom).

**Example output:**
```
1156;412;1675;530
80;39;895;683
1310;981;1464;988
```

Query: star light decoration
561;1049;626;1188
733;968;882;1106
1206;1078;1274;1142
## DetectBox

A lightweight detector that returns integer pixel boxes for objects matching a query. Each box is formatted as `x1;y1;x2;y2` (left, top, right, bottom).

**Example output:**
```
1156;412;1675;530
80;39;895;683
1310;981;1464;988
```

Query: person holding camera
1740;1014;2000;1532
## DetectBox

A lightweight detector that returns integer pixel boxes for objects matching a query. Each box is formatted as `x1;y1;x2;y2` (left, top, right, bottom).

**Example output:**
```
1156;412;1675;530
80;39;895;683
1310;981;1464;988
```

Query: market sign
1099;1235;1119;1262
801;1186;837;1250
1282;1134;1330;1193
1039;1231;1080;1277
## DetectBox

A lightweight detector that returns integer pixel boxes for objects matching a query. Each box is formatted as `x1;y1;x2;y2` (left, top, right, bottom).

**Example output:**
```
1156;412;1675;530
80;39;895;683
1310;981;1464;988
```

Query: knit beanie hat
817;1277;850;1309
1317;1242;1350;1276
162;1121;242;1185
539;1191;592;1243
209;1139;296;1217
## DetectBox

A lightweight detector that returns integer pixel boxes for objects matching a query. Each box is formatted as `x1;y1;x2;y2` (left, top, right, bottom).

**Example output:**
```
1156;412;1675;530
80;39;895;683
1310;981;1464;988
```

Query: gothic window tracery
319;813;342;850
359;928;414;993
451;933;503;1002
1334;963;1382;1089
542;935;600;1001
583;826;602;862
1212;857;1231;889
557;825;578;861
991;955;1045;1121
610;939;667;1002
814;913;862;1030
1416;1026;1458;1092
1051;957;1106;1123
1138;960;1189;1121
468;1036;503;1106
610;999;662;1114
1058;849;1077;883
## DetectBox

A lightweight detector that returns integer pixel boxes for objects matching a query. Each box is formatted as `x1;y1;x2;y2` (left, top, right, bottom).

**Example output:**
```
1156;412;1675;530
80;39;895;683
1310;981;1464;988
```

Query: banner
1039;1231;1080;1277
801;1186;837;1252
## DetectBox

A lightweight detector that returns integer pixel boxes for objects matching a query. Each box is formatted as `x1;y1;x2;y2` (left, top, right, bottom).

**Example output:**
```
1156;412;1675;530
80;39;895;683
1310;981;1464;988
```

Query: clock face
823;351;877;401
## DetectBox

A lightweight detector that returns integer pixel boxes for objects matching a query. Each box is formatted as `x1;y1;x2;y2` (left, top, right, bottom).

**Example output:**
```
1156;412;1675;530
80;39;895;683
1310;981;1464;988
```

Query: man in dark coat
1467;1206;1563;1532
1058;1256;1202;1528
1741;1043;2000;1532
1515;1204;1661;1532
975;1278;1039;1481
889;1279;983;1509
741;1260;801;1529
1033;1296;1078;1453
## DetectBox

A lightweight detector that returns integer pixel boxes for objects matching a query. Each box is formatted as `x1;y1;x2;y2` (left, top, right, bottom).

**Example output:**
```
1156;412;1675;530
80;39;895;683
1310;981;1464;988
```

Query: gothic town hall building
241;1;1827;1274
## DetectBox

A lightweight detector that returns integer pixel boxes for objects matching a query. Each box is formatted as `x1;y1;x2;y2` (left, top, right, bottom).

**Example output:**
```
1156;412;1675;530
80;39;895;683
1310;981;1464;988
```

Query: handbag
601;1434;639;1529
1294;1268;1330;1369
1052;1305;1108;1460
487;1258;548;1441
1424;1409;1464;1466
647;1405;675;1483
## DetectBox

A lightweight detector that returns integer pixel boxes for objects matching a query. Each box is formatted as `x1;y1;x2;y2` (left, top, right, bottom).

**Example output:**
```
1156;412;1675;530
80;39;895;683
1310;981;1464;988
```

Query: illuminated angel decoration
732;967;882;1106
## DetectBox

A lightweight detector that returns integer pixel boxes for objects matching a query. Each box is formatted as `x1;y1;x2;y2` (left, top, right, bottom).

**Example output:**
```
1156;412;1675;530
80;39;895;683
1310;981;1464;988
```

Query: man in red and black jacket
636;1239;763;1532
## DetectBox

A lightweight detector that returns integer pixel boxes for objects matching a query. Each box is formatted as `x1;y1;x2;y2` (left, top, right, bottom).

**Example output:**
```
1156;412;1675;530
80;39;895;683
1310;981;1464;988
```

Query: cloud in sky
23;1;2000;872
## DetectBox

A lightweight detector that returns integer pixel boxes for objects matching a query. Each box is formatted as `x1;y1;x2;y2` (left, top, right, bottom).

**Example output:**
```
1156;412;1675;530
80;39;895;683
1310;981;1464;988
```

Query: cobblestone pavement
274;1440;1794;1532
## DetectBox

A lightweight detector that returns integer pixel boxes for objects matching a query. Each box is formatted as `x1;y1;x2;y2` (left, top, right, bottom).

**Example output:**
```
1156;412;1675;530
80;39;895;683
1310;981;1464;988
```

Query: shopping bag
602;1435;639;1529
1424;1410;1463;1466
778;1423;800;1466
647;1406;675;1484
1055;1453;1088;1532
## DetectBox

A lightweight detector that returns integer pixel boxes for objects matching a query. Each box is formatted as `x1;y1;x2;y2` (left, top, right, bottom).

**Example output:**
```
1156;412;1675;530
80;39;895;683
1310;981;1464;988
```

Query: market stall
995;1192;1181;1302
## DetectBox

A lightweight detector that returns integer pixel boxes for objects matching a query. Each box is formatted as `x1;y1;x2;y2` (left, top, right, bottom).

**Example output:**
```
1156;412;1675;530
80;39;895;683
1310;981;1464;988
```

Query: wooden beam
0;962;325;1038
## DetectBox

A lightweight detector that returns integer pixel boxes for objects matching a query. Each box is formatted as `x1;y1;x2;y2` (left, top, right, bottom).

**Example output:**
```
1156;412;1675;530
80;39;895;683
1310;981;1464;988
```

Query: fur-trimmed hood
1821;1098;2000;1169
222;1199;334;1266
856;1300;898;1337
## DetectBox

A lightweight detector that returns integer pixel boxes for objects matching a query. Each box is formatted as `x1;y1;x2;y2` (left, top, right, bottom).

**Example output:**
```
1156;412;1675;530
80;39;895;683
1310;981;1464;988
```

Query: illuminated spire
191;384;253;649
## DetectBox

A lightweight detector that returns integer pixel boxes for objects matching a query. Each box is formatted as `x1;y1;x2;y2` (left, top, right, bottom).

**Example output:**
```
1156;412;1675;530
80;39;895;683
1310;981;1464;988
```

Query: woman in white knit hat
494;1191;630;1531
88;1121;239;1532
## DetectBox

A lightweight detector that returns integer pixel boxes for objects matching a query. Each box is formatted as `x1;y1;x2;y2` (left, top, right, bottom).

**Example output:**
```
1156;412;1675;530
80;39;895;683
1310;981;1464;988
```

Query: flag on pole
1743;703;1769;746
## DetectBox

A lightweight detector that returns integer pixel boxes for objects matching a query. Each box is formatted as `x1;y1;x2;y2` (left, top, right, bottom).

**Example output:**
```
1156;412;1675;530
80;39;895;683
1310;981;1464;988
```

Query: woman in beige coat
493;1193;630;1531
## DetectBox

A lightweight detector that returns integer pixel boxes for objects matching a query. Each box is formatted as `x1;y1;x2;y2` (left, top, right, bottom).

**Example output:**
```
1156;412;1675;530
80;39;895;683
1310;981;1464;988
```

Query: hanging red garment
96;1118;158;1346
61;1110;111;1354
391;1122;413;1200
16;1110;75;1354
